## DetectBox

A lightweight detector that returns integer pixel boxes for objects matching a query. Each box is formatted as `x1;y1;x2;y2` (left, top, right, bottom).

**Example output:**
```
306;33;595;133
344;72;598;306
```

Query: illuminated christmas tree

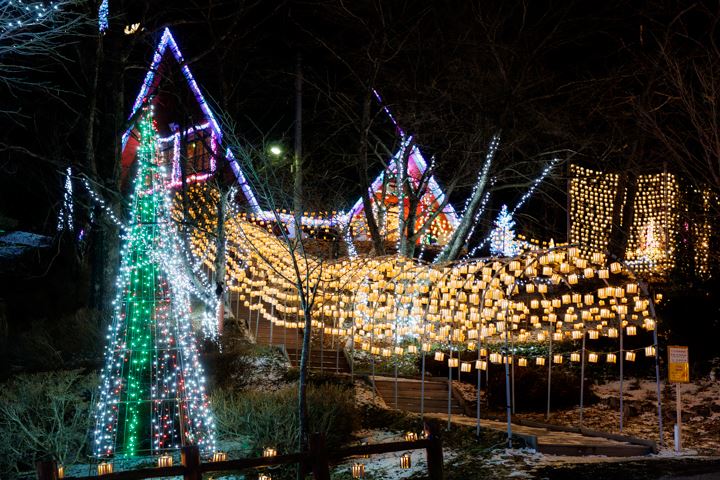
489;204;520;257
93;106;215;458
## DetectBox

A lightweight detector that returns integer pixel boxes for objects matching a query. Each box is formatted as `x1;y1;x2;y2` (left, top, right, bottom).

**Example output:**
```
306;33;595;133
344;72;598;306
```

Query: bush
211;383;357;454
0;369;96;477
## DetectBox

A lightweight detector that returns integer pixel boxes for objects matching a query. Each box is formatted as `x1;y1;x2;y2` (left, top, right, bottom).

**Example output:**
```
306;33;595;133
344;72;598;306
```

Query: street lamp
269;144;283;157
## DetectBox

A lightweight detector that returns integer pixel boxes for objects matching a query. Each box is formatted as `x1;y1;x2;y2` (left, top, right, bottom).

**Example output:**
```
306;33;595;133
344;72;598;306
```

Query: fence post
424;422;444;480
309;433;331;480
36;460;58;480
181;445;201;480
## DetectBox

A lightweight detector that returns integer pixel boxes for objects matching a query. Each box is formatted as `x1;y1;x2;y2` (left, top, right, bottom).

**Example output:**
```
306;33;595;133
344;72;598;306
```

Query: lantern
407;345;418;354
448;357;459;368
518;357;528;367
57;466;65;479
352;463;366;478
625;351;636;362
553;354;563;364
475;360;487;371
97;462;113;476
461;362;472;373
588;353;598;363
570;353;580;362
606;353;617;364
588;330;599;340
645;346;656;357
607;328;618;338
400;453;412;469
434;351;445;362
626;325;637;336
536;357;546;366
157;455;173;467
263;447;277;457
404;431;418;441
212;451;228;462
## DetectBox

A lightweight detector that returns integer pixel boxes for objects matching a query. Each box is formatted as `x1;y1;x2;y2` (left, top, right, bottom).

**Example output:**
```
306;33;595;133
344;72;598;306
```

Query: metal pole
504;327;512;447
421;349;426;421
475;337;483;436
675;383;682;452
645;282;664;446
448;349;453;430
320;320;325;374
546;330;552;420
394;325;399;409
620;320;624;433
579;332;586;426
511;333;516;415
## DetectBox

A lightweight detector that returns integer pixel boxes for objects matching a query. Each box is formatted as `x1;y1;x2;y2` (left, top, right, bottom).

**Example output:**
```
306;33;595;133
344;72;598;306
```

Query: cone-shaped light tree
489;204;520;257
92;106;215;458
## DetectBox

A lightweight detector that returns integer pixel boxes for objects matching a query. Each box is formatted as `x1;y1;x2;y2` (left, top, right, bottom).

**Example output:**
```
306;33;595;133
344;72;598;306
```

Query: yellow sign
668;345;689;383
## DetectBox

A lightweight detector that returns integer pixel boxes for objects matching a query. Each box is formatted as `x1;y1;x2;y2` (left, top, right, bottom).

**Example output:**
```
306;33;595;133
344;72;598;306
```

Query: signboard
668;346;689;383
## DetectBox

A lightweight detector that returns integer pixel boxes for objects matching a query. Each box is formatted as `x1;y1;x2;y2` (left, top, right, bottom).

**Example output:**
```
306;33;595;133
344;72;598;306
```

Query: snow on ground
515;377;720;455
331;429;458;480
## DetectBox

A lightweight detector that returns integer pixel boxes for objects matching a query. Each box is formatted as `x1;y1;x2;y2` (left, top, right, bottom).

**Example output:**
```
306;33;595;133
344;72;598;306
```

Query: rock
693;405;712;417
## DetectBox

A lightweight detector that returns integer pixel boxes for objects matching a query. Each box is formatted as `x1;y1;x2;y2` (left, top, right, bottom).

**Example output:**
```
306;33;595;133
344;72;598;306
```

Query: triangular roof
121;28;261;212
347;139;460;229
123;30;458;234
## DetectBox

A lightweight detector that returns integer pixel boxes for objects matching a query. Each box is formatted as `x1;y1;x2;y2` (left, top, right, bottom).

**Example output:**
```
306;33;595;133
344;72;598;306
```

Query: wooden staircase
373;377;464;414
233;295;350;373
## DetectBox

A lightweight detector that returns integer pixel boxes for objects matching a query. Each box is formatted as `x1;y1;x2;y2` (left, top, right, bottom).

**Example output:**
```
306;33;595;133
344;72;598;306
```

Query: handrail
37;431;444;480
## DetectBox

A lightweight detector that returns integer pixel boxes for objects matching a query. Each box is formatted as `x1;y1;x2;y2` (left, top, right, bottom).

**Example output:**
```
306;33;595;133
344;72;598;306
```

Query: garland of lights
93;107;215;459
467;157;560;258
1;0;62;31
97;0;108;32
57;166;74;232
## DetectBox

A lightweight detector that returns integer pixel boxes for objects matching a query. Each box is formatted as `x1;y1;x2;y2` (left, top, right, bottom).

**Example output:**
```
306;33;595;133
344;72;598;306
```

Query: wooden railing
36;431;444;480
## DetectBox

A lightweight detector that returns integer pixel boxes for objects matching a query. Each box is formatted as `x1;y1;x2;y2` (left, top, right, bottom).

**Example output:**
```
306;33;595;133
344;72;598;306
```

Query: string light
56;166;74;232
93;106;215;459
97;0;108;32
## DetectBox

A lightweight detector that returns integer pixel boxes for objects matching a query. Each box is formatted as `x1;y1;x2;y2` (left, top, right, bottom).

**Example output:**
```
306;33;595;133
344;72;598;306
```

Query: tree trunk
397;143;408;257
214;190;227;335
436;133;500;263
359;91;385;255
608;170;637;261
297;301;312;479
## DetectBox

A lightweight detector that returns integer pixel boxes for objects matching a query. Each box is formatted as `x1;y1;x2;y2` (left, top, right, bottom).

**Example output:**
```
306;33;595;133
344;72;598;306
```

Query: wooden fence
36;432;444;480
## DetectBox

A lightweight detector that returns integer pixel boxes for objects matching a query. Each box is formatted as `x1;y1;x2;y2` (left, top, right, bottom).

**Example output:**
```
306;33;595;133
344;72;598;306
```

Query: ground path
370;375;654;457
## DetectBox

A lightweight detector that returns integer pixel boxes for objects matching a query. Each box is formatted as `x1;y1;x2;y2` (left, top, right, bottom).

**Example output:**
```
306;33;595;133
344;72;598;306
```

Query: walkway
370;375;654;457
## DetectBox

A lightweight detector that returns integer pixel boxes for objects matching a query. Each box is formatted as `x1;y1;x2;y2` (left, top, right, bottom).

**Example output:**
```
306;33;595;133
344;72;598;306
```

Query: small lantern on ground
352;463;366;478
404;431;418;441
97;462;113;476
157;454;173;467
212;451;228;462
57;465;65;479
400;453;412;469
263;447;277;458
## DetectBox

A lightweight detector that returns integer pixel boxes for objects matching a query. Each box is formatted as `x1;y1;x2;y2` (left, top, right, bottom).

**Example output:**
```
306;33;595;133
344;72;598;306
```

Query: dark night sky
0;0;714;239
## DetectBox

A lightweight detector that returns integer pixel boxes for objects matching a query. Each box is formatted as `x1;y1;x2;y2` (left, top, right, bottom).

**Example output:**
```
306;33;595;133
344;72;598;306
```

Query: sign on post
668;345;689;452
668;346;689;383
